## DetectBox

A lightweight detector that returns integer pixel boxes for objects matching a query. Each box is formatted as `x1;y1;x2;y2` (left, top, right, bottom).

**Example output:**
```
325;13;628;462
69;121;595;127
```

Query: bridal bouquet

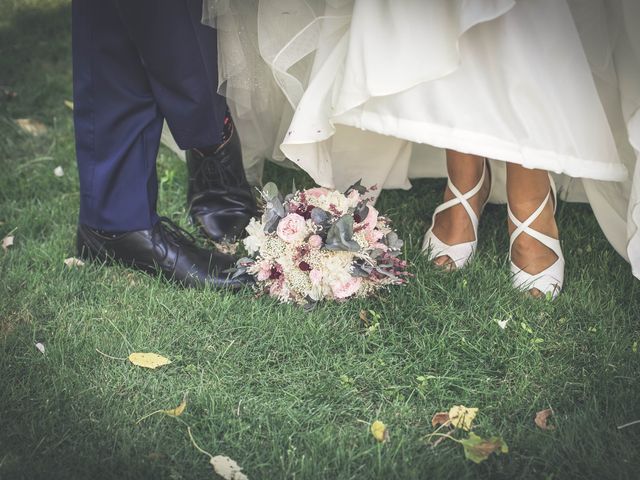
233;182;409;305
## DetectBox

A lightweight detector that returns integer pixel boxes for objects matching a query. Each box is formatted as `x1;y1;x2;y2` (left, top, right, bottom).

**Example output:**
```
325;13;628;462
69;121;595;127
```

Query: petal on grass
370;420;389;443
15;118;47;136
210;455;249;480
35;342;45;353
535;408;555;430
128;352;171;369
54;166;64;177
64;257;85;267
2;235;14;252
64;100;74;110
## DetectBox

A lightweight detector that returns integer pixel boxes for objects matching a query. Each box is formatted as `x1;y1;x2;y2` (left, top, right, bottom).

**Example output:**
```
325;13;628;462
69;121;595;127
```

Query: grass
1;1;639;478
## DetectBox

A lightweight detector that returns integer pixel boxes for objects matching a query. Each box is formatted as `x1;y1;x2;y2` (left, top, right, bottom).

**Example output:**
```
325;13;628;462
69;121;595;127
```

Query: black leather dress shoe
187;118;257;242
76;218;251;289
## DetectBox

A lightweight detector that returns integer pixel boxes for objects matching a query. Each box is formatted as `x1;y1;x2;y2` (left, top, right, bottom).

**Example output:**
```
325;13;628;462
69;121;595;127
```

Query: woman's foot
507;167;564;298
423;151;491;270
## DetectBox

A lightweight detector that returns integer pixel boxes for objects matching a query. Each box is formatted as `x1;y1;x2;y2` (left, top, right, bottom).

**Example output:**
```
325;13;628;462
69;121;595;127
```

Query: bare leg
506;163;559;297
431;150;491;269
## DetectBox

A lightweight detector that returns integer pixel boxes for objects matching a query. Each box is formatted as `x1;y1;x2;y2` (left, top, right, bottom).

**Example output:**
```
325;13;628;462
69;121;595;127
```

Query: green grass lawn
1;1;639;479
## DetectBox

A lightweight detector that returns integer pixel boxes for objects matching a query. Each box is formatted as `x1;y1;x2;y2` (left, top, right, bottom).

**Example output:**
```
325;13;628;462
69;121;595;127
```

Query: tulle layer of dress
187;0;639;278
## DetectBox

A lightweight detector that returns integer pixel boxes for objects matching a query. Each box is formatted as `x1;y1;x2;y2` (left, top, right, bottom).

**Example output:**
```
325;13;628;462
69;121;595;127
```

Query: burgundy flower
298;261;312;272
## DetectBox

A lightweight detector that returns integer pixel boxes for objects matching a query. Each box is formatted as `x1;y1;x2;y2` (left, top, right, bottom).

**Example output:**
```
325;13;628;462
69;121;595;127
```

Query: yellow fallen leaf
64;100;74;110
15;118;47;136
448;405;478;431
163;397;187;417
2;235;14;252
64;257;85;267
370;420;389;443
534;408;555;430
210;455;248;480
460;432;508;464
128;352;171;369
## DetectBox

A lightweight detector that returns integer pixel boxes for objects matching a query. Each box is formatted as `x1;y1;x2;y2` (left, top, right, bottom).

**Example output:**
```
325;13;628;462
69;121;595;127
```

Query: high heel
508;175;565;299
422;160;491;269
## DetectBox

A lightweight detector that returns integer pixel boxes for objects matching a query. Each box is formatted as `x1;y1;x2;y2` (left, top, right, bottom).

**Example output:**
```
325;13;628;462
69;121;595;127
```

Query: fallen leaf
370;420;389;443
2;235;14;252
35;342;45;353
64;257;85;267
448;405;478;431
210;455;248;480
431;412;450;428
128;352;171;369
460;432;508;464
15;118;47;136
64;100;74;110
534;408;555;430
54;166;64;177
633;341;638;353
163;397;187;417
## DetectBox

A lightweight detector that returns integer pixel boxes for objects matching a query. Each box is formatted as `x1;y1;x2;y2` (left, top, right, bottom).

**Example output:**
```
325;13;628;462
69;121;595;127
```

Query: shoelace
153;217;197;247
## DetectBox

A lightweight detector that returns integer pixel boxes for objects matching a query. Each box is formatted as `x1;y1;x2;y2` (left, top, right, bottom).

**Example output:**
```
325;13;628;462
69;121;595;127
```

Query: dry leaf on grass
163;397;187;417
2;235;14;252
128;352;171;369
15;118;47;136
370;420;389;443
460;432;508;464
64;257;85;267
64;100;74;110
188;427;249;480
137;396;187;423
534;408;555;430
211;456;248;480
431;412;450;428
54;166;64;177
448;405;478;431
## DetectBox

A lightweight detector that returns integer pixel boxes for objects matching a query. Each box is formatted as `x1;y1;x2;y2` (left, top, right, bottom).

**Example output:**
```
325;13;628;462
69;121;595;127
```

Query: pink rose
276;213;307;243
309;268;323;285
256;261;272;281
308;234;323;249
330;276;362;299
305;187;330;198
347;190;360;201
365;229;384;246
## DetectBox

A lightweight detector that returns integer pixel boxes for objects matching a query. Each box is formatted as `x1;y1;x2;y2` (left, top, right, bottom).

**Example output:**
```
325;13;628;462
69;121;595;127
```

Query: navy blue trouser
72;0;227;231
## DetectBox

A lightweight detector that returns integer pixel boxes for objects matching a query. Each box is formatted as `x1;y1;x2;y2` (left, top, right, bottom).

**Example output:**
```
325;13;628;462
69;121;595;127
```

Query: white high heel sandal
422;160;491;269
508;176;565;299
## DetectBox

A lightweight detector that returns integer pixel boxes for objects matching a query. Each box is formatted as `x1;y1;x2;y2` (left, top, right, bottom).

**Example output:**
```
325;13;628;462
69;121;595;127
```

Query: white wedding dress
162;0;640;279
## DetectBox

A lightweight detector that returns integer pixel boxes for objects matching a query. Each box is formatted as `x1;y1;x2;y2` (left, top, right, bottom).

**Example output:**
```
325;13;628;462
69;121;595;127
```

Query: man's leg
115;0;257;242
72;0;162;231
72;0;249;288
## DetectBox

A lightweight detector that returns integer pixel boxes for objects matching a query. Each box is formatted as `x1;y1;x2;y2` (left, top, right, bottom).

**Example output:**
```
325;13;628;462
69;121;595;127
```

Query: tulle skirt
165;0;640;278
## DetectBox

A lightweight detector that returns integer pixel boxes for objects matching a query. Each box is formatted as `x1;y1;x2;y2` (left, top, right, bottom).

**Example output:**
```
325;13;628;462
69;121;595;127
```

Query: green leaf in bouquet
262;208;282;233
262;182;280;201
325;216;361;252
344;179;367;196
354;202;369;223
310;208;331;230
384;231;404;250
